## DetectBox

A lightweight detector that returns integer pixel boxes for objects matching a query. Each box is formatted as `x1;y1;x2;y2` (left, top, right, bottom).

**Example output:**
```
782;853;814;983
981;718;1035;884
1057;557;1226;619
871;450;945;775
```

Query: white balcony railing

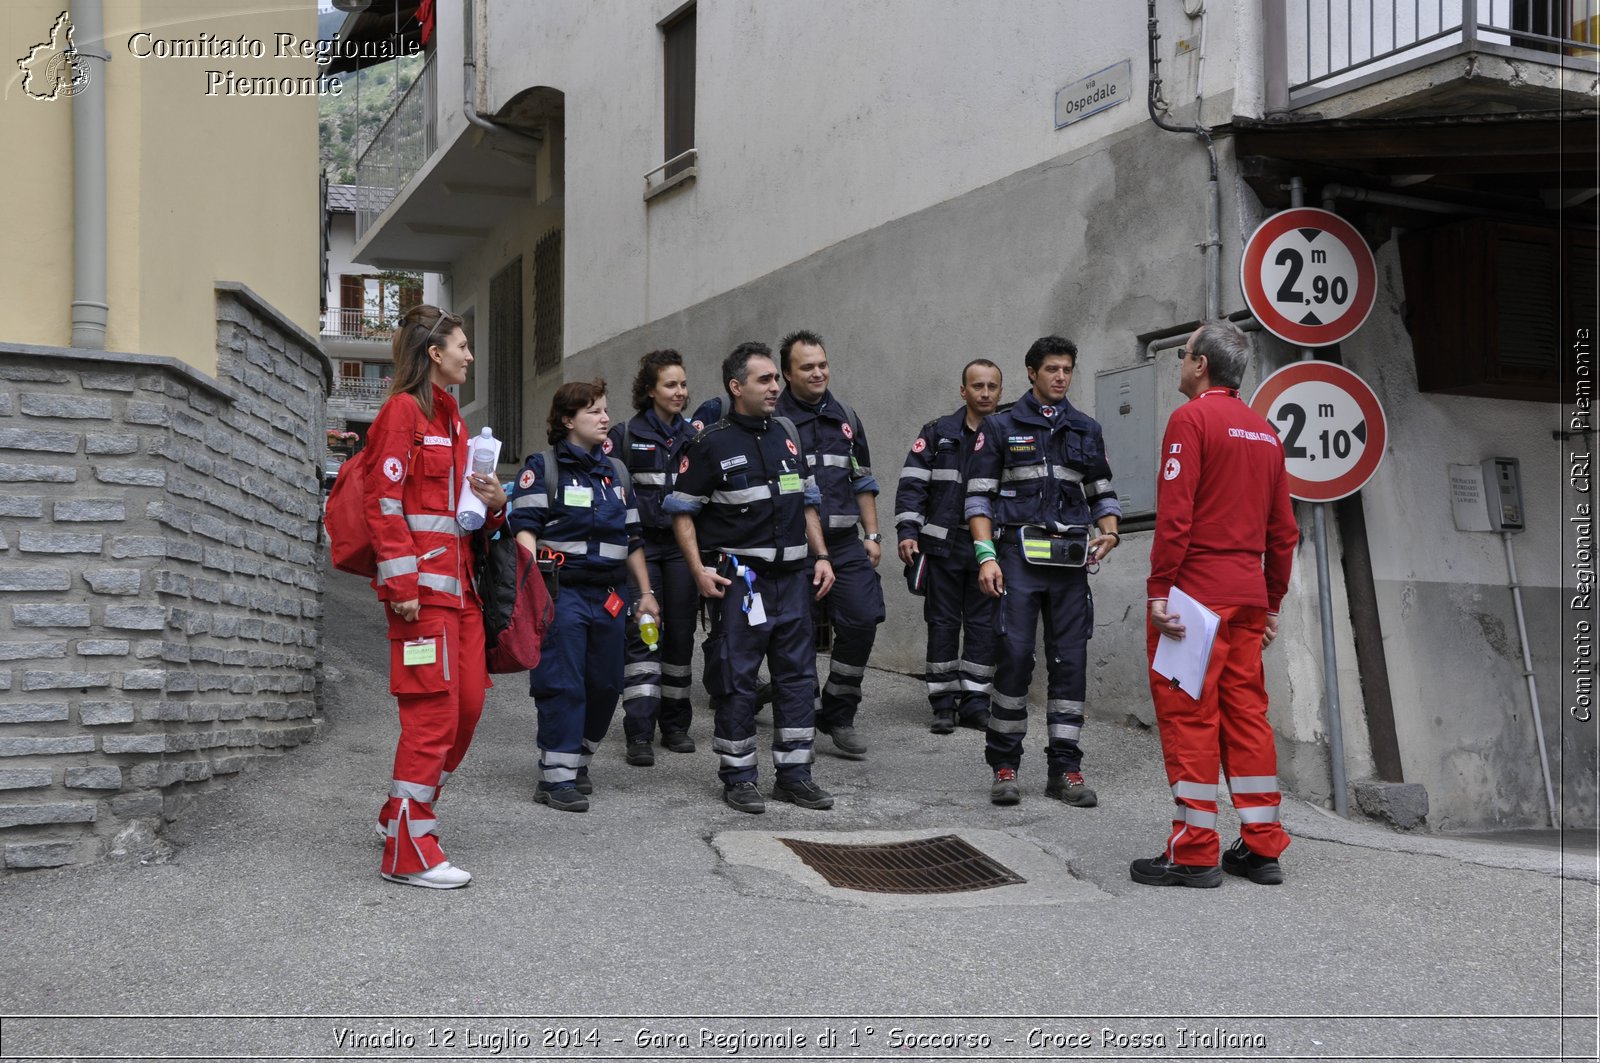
328;377;391;414
320;308;398;341
1286;0;1598;103
355;53;437;240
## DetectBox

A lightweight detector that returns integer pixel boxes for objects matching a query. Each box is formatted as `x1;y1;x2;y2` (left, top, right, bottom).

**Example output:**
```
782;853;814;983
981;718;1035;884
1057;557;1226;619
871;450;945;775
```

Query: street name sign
1055;59;1130;129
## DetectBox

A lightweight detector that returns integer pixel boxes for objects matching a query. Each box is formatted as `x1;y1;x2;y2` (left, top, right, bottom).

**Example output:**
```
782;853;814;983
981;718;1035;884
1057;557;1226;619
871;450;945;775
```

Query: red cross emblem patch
841;422;854;440
517;469;536;490
911;438;926;453
786;439;798;455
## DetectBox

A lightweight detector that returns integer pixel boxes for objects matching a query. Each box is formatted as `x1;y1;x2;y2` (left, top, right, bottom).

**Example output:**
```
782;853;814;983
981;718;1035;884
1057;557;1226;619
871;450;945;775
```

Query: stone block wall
0;284;332;871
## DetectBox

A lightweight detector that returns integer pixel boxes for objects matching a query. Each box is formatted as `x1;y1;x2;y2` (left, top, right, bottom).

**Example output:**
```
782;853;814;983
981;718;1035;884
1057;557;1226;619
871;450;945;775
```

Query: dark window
533;228;563;376
490;259;524;458
1399;217;1595;402
662;4;696;177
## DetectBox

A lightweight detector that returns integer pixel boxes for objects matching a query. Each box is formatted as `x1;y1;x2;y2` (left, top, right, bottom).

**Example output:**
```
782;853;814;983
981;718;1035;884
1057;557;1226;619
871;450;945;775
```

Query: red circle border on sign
1250;361;1388;503
1240;207;1377;347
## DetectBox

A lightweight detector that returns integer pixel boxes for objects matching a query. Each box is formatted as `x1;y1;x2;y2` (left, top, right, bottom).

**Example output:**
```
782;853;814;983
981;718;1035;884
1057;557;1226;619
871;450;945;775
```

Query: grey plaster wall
558;121;1351;782
1373;580;1585;829
556;109;1585;830
0;285;331;871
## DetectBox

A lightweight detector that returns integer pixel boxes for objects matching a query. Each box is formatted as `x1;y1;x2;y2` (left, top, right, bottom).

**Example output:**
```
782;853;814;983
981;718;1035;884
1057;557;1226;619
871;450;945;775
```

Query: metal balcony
327;377;391;419
355;54;437;240
319;308;397;342
1282;0;1598;109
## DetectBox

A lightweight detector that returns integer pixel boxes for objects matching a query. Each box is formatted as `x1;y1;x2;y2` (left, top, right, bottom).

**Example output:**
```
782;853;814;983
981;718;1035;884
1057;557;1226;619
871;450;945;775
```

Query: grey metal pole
1502;532;1558;827
1290;176;1349;817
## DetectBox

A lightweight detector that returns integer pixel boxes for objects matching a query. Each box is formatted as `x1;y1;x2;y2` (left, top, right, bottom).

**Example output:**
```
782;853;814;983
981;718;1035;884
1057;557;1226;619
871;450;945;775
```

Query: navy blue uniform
964;391;1120;776
894;408;997;725
775;389;884;732
665;412;823;786
606;411;699;745
508;442;641;793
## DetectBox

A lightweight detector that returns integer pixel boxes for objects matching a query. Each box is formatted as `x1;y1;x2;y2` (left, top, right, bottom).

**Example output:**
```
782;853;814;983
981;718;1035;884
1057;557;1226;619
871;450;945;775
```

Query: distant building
321;182;442;448
342;0;1597;830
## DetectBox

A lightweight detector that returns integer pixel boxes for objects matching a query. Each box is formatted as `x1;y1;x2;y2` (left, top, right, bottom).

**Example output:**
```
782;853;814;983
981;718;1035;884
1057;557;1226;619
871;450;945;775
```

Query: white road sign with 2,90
1241;208;1377;348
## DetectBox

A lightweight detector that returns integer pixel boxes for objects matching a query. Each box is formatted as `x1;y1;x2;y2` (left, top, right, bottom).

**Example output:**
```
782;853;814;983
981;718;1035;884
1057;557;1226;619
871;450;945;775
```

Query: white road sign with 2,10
1250;361;1387;503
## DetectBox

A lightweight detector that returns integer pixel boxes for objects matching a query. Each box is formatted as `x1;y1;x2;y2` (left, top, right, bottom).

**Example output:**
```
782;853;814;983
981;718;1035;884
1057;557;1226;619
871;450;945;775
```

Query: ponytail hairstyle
388;304;464;420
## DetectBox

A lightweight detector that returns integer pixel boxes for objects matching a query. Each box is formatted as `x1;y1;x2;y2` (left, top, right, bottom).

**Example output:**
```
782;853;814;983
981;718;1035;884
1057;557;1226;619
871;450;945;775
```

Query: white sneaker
381;861;472;890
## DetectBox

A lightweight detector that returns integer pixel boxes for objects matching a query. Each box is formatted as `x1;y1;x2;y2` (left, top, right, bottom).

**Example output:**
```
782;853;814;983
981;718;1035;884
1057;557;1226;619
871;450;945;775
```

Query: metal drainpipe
70;0;109;350
462;0;540;142
1148;0;1221;320
1262;0;1290;115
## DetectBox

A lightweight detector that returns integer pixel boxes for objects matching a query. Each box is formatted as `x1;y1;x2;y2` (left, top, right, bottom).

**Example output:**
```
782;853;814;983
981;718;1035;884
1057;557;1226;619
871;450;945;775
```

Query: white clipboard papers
1151;586;1221;699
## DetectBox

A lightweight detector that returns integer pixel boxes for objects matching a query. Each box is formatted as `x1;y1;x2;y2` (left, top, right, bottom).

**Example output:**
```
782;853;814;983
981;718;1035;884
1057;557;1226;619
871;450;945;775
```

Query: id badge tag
402;637;437;666
744;591;767;626
563;484;594;508
603;590;625;617
778;472;802;494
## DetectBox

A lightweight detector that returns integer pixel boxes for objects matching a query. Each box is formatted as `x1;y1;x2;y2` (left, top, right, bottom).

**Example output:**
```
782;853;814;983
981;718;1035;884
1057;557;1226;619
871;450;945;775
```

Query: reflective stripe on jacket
363;385;499;607
965;391;1120;531
775;388;878;538
894;407;978;557
507;441;641;580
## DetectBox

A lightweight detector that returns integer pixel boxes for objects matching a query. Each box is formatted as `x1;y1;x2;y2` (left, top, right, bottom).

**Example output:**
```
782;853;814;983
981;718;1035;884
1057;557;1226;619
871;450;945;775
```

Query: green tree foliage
318;54;424;186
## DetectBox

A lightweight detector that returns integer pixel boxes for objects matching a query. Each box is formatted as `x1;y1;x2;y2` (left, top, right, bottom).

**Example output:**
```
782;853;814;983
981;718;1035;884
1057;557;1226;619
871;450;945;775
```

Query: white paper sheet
1151;586;1222;699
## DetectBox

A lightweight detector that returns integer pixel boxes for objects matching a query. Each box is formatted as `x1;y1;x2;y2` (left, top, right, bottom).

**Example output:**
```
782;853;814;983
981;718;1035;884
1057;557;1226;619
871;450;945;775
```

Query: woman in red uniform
362;304;506;889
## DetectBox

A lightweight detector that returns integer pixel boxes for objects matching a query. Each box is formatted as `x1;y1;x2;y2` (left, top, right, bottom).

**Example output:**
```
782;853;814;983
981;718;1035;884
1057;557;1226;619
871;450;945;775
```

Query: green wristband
974;540;997;565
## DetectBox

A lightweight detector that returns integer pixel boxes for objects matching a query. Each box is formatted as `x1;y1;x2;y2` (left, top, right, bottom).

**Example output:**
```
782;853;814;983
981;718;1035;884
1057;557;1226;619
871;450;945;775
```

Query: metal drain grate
779;834;1026;894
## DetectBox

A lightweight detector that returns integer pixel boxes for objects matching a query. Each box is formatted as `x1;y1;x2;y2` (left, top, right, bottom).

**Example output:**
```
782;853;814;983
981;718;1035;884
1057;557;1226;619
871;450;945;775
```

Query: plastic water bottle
471;427;497;475
638;613;660;651
456;426;502;531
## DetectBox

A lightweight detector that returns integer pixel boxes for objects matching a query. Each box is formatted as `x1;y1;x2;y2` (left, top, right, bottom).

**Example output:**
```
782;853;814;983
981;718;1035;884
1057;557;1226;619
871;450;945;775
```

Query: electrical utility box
1096;363;1156;519
1481;457;1525;532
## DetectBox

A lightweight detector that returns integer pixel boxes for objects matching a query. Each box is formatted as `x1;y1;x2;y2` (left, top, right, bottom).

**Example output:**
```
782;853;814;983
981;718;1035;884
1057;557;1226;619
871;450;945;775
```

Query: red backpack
324;428;423;578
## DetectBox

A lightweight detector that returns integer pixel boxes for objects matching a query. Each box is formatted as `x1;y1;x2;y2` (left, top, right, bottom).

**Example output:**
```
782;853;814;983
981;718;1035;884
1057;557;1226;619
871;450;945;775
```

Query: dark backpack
478;532;554;673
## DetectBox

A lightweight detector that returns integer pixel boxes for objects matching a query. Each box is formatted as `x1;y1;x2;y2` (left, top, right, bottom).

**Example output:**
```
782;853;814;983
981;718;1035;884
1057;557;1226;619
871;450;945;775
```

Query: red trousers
1146;605;1290;866
380;603;489;875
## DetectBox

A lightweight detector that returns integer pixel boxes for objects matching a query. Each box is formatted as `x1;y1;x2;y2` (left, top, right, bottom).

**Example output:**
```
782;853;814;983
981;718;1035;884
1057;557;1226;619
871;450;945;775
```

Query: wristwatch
864;533;883;543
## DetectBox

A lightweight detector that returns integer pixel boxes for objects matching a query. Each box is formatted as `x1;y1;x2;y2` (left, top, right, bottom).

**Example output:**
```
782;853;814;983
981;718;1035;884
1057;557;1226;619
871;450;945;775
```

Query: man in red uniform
1131;321;1298;888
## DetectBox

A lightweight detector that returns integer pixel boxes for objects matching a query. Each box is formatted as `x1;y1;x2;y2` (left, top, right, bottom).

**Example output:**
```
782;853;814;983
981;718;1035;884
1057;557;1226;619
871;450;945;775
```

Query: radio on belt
1482;457;1524;532
1019;524;1091;567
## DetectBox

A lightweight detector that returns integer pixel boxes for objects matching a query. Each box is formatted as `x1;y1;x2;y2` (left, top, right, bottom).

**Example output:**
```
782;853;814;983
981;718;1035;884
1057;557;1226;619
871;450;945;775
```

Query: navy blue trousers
814;534;885;729
707;568;818;786
622;541;697;742
921;551;998;721
529;582;624;791
985;543;1092;775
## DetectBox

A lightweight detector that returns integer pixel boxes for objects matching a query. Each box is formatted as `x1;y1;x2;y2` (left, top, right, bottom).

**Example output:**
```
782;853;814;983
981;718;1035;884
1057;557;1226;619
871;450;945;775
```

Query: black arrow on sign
1300;311;1323;325
1298;228;1322;241
1354;420;1367;444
